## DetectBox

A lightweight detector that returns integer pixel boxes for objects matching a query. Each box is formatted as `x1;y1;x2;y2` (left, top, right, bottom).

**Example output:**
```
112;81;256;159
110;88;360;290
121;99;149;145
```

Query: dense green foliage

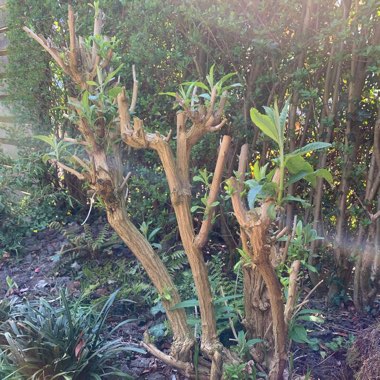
1;0;379;377
0;152;75;256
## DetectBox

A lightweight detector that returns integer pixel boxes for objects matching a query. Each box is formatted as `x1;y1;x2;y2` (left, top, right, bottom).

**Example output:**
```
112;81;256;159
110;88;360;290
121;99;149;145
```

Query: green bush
0;152;76;256
0;290;143;379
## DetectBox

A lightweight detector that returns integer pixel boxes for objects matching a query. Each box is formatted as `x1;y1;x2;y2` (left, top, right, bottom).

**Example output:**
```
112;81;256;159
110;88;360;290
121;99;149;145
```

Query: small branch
117;88;131;132
275;226;289;241
81;191;97;225
215;91;228;122
237;144;249;190
133;118;147;147
164;129;173;142
206;87;217;121
294;279;324;315
52;159;86;181
374;104;380;169
23;27;69;76
191;86;198;109
63;137;89;146
129;65;138;113
195;135;231;248
228;177;250;229
68;5;78;73
208;118;227;133
100;48;113;70
92;7;104;65
372;210;380;222
353;191;379;222
284;260;301;327
71;155;91;173
141;341;192;375
119;172;132;192
282;215;297;263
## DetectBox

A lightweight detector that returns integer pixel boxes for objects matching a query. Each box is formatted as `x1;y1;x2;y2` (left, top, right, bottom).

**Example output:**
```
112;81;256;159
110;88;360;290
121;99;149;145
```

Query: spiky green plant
1;290;143;379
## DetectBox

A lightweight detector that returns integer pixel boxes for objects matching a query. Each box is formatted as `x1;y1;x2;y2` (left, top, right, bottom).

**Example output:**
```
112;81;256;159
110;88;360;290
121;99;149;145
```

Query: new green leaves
249;100;333;205
250;108;279;144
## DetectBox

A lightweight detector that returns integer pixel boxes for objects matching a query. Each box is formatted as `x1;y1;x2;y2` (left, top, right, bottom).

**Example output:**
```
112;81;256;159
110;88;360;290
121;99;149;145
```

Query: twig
314;351;336;368
195;135;231;248
52;159;86;181
129;64;138;113
81;191;97;225
294;279;324;315
140;341;210;379
284;260;301;327
63;137;89;146
119;172;132;192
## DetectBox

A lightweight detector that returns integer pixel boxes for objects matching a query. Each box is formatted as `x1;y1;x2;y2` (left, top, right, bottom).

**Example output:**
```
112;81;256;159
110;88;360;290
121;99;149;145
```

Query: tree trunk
242;266;272;365
353;108;380;310
107;205;194;360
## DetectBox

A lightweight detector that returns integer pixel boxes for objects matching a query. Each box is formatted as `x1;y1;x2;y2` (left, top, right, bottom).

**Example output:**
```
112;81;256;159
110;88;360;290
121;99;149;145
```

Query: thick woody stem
117;88;131;132
228;177;249;228
195;135;231;248
176;112;190;182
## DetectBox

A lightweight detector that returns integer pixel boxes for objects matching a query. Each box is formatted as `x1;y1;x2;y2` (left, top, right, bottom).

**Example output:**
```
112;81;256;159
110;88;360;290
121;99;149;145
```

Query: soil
1;221;379;379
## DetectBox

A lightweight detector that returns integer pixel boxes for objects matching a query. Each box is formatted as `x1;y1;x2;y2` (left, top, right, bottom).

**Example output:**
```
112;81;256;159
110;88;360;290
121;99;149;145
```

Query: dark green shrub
0;152;76;256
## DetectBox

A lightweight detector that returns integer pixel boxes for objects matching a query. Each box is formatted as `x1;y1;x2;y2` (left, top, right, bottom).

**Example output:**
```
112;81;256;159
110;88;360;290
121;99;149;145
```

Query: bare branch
191;85;198;109
117;88;131;132
63;137;89;146
275;226;289;241
237;144;248;187
284;260;301;327
129;64;138;113
374;105;380;169
100;48;113;70
206;86;217;121
23;27;69;76
195;135;231;248
141;341;210;379
119;172;132;192
228;177;250;229
371;210;380;222
81;191;97;226
52;159;86;181
294;280;324;315
68;5;78;73
208;118;227;133
133;118;147;147
71;155;91;173
215;90;227;122
92;7;104;65
164;129;173;142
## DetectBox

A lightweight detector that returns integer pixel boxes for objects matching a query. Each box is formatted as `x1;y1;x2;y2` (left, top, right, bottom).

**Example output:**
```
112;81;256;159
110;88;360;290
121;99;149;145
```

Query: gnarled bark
24;5;194;362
